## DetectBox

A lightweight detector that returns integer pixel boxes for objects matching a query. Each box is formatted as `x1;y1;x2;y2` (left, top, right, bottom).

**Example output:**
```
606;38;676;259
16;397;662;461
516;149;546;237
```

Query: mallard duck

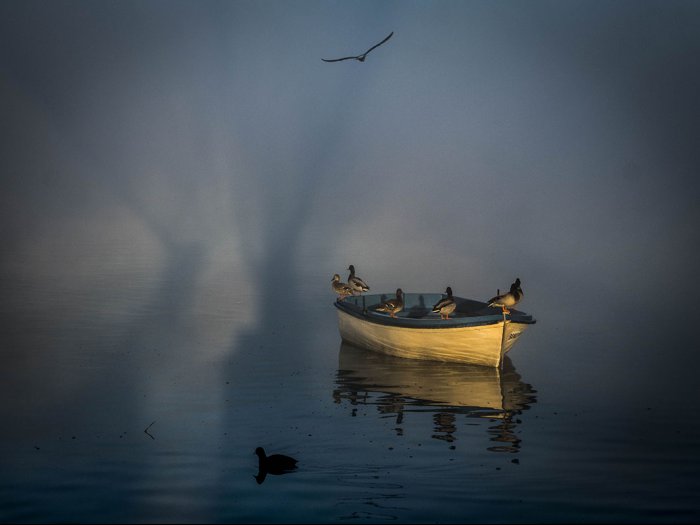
332;274;354;300
347;264;370;294
487;278;523;314
432;286;457;320
375;288;404;318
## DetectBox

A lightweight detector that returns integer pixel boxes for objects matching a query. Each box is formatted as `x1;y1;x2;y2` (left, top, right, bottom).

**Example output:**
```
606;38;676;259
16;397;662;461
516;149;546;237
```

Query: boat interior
340;293;533;323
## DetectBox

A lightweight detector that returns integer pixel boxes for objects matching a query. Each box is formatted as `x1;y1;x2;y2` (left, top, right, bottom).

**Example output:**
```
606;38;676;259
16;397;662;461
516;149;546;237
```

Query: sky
1;0;700;336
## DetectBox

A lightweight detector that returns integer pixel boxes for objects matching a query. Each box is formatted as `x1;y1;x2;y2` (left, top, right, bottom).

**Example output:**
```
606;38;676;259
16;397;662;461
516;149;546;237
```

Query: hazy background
1;1;700;521
3;0;699;360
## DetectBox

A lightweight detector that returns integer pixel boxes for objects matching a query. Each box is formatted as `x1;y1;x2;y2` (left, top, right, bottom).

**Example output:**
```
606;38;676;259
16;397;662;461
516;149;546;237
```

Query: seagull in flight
322;32;394;63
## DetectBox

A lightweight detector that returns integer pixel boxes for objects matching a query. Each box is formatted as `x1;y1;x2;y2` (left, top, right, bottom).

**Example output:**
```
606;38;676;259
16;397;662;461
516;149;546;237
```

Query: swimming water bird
254;447;298;484
432;286;457;320
332;274;354;300
487;278;523;314
347;264;370;294
255;447;298;473
375;288;404;318
322;31;394;63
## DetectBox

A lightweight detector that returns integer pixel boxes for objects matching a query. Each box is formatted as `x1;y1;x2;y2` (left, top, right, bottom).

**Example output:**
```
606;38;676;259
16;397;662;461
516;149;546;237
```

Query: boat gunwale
334;293;536;330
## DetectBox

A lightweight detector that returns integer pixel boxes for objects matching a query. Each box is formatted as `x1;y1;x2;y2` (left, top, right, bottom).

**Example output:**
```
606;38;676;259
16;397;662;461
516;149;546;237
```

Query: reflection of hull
335;293;535;367
336;342;535;413
334;342;537;451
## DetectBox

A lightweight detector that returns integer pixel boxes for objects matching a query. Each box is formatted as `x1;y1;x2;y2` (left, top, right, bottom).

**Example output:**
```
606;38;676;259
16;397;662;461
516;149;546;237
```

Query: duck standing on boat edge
347;264;370;295
488;278;523;314
432;286;457;320
331;274;354;301
375;288;404;318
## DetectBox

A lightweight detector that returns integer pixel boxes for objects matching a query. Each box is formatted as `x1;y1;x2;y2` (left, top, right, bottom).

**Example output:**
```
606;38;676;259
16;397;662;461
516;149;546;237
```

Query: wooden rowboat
334;292;536;367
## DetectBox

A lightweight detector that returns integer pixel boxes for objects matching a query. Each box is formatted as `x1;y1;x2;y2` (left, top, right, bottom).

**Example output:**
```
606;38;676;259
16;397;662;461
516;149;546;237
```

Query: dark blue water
3;0;700;521
1;247;699;524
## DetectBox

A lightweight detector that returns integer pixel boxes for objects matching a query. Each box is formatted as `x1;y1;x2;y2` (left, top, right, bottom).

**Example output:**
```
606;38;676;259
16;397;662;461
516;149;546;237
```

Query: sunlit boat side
334;292;536;367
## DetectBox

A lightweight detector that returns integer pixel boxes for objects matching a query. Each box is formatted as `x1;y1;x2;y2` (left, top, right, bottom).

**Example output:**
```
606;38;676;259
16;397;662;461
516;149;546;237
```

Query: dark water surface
3;1;700;522
1;253;699;524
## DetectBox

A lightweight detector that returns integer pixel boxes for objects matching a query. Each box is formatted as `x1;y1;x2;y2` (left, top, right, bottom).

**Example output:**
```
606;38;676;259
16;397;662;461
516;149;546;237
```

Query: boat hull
336;303;532;367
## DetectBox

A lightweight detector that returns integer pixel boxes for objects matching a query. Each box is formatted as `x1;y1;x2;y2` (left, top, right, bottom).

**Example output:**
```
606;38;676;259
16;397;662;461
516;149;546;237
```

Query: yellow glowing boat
334;292;535;367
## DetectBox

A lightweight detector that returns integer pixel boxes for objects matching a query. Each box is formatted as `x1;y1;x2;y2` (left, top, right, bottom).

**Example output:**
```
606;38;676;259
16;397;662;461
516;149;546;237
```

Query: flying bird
322;31;394;63
487;278;524;315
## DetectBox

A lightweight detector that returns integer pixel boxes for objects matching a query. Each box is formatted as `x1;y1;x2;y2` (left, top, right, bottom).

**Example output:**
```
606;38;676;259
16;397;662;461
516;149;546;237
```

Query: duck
347;264;370;294
254;447;298;484
432;286;457;320
255;447;298;473
487;278;523;314
331;274;354;300
375;288;404;318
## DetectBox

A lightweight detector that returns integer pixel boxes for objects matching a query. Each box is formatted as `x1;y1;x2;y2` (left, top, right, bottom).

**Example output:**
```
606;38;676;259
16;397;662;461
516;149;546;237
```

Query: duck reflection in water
333;342;537;453
254;447;298;485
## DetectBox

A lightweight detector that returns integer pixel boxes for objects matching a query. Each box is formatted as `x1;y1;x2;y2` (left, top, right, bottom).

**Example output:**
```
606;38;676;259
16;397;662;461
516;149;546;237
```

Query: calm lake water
3;0;700;521
1;245;699;524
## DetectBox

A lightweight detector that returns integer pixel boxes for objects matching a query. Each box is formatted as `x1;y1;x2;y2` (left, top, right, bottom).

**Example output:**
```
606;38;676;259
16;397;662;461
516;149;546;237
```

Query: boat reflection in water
333;342;537;453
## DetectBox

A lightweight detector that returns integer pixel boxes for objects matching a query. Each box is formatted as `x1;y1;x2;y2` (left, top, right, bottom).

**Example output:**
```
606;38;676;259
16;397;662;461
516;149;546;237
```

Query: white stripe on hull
338;311;529;367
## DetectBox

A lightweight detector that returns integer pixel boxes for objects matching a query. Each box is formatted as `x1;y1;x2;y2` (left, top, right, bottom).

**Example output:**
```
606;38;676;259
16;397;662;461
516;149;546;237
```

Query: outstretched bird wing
362;31;394;56
321;55;359;62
